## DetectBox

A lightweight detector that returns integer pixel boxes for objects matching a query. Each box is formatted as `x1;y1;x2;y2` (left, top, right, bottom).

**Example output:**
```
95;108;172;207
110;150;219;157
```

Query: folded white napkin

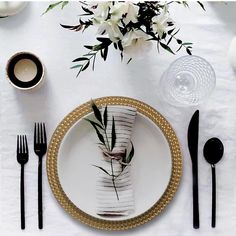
96;105;137;217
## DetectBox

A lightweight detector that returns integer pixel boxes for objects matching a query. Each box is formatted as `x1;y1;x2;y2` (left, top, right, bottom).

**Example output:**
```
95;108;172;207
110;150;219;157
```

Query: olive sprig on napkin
85;100;134;200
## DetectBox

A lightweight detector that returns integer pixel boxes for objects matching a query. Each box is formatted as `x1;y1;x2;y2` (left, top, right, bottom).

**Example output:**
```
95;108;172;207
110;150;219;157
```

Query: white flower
91;2;140;43
97;19;123;42
151;6;171;38
90;2;112;23
110;2;139;25
122;29;152;57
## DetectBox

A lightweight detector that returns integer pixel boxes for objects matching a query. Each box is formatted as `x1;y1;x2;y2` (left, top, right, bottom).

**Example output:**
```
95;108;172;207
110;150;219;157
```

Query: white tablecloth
1;2;236;236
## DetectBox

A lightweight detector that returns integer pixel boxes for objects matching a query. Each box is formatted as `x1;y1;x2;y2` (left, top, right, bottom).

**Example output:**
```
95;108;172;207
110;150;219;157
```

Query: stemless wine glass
160;55;216;106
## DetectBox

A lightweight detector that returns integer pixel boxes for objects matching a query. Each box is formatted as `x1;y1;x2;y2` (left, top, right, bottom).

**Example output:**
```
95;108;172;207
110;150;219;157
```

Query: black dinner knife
187;110;200;229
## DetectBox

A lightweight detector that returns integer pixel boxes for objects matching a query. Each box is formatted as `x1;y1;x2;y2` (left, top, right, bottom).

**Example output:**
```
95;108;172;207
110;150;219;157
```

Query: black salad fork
17;135;29;230
34;123;47;229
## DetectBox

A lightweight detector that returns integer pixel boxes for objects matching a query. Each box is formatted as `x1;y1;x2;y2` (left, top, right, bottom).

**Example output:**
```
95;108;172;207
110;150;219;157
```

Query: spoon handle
211;165;216;228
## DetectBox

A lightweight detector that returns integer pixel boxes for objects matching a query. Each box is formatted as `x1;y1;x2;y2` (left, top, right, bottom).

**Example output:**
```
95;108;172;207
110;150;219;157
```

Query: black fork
17;135;29;230
34;123;47;229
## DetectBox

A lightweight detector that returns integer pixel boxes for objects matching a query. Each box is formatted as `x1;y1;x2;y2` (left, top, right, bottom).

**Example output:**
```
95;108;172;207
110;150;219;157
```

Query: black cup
6;52;44;90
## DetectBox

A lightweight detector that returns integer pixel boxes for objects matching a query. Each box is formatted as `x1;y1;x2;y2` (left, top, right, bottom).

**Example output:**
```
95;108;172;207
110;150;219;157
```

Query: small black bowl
6;52;44;90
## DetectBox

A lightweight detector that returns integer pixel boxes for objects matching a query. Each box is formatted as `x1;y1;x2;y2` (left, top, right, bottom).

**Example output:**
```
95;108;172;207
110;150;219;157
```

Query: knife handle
192;164;199;229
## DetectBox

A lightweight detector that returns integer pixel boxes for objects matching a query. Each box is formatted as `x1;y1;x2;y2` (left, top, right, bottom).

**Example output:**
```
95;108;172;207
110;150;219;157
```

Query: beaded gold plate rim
46;96;182;231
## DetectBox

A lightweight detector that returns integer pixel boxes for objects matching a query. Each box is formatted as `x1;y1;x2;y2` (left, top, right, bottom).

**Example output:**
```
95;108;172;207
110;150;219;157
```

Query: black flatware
187;110;200;229
203;137;224;228
17;135;29;230
34;123;47;229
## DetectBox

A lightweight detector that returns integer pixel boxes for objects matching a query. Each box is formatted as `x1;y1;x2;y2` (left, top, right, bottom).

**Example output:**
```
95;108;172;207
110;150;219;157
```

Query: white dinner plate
47;96;182;230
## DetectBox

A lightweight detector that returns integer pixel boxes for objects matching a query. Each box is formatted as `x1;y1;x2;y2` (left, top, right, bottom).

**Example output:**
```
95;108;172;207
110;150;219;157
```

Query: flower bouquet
44;1;204;76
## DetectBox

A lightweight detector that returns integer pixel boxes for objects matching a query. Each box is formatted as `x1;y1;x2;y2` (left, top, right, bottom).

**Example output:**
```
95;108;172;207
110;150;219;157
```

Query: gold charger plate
47;96;182;230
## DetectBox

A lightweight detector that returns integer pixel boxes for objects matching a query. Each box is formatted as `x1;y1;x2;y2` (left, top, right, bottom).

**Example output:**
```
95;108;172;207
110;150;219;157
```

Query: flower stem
111;159;119;200
104;121;119;199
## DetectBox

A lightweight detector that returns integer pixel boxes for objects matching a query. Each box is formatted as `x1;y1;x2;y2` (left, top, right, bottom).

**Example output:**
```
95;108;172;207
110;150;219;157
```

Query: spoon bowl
203;137;224;228
203;138;224;165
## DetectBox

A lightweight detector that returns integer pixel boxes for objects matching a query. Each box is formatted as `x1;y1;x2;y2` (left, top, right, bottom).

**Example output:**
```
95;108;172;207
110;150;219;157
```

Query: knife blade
187;110;200;229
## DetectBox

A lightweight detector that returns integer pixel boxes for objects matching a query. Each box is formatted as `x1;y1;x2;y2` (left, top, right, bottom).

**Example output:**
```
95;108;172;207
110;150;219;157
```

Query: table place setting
1;1;236;236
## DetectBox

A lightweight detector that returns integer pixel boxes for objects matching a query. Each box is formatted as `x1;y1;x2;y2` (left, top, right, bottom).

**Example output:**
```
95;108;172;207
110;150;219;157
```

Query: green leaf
197;1;205;11
167;21;174;27
120;52;123;62
167;28;175;35
72;57;89;62
61;24;77;29
84;118;104;130
61;1;69;9
93;44;103;51
82;60;90;71
182;42;193;46
92;123;105;144
82;6;93;15
182;1;189;8
92;53;96;71
91;100;103;124
84;45;93;50
93;42;111;51
122;149;127;171
97;37;112;44
176;39;182;44
167;36;173;45
70;64;82;69
117;41;123;51
161;32;167;39
76;65;83;77
103;106;108;129
157;41;160;53
83;53;96;57
42;1;63;15
173;29;180;36
176;44;182;52
111;117;116;151
103;47;108;61
186;48;192;55
100;49;104;59
126;142;134;163
127;58;132;64
160;42;175;54
93;165;111;176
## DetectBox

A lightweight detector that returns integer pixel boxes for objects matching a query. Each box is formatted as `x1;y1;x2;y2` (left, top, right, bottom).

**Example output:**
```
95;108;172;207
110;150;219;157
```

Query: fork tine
43;123;47;144
17;135;19;153
34;123;37;145
20;135;23;153
22;135;25;153
38;123;41;144
36;123;40;143
25;135;28;154
40;123;43;144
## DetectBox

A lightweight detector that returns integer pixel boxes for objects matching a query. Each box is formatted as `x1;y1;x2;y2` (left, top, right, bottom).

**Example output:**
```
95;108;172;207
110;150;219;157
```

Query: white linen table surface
1;1;236;236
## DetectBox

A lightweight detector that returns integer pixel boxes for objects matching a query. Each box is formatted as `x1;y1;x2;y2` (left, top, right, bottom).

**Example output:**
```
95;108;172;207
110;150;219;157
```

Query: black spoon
203;137;224;228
